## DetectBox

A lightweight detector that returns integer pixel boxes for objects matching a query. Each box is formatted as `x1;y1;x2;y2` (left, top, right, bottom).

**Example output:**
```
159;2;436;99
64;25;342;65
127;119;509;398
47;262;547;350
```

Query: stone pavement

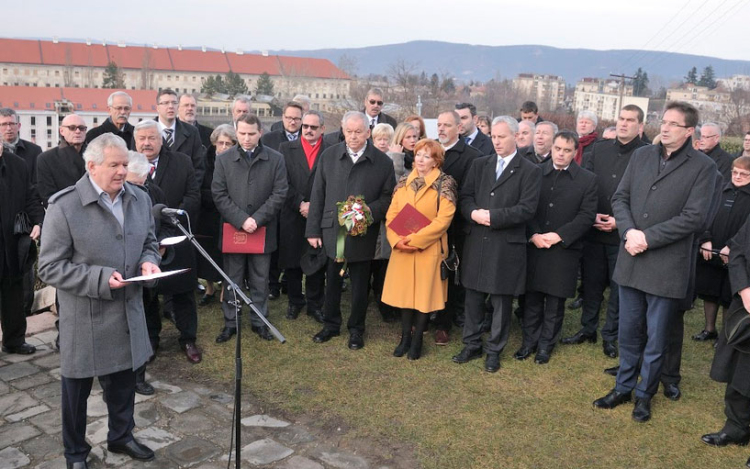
0;329;396;469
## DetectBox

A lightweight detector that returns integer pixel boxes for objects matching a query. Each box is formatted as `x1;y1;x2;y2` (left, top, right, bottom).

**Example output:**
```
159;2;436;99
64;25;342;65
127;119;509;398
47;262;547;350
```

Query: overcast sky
7;0;750;61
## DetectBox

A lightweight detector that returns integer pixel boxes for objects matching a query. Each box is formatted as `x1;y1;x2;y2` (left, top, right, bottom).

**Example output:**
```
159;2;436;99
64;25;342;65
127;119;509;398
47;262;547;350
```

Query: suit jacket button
612;174;617;178
643;213;649;218
549;203;554;207
651;185;657;190
116;234;123;240
490;192;494;196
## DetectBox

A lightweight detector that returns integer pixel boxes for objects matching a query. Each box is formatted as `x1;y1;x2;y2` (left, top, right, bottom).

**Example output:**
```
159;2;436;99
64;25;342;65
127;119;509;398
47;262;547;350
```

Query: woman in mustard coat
382;139;457;360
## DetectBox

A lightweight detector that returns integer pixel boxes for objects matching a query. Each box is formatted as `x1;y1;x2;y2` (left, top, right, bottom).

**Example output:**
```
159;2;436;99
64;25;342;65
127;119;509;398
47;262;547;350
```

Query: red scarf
300;137;322;169
575;132;598;164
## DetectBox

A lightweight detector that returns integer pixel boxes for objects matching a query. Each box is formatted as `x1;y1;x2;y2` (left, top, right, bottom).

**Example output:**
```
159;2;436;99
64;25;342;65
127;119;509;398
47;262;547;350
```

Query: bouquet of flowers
334;195;373;273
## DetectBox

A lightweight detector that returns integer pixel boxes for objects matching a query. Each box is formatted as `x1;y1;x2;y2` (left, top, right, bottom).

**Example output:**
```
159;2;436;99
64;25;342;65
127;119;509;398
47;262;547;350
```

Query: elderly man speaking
38;133;161;468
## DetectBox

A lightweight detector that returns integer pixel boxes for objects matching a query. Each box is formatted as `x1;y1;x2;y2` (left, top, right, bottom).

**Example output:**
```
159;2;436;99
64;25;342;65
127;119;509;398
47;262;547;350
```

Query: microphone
152;204;186;220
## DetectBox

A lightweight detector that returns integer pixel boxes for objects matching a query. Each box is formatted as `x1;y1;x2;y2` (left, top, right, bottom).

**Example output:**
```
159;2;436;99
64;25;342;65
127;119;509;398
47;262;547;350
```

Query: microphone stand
162;213;285;468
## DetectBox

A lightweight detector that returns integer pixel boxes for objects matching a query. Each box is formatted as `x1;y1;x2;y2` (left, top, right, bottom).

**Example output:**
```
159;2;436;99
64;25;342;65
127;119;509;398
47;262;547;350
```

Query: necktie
465;136;472;146
149;163;156;179
164;128;174;148
496;157;505;180
289;133;298;141
370;119;376;129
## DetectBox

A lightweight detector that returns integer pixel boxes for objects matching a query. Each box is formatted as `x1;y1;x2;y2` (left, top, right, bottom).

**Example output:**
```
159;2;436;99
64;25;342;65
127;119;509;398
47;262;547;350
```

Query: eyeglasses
701;134;719;140
158;101;178;107
660;120;688;129
0;122;19;128
283;116;302;122
368;99;384;106
732;169;750;178
63;125;87;132
111;106;131;112
301;124;319;131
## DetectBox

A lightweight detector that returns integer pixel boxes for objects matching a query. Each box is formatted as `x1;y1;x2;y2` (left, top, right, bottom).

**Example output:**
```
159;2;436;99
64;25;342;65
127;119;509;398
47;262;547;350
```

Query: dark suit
705;144;734;182
519;145;550;165
9;138;42;183
611;139;717;399
36;141;86;206
261;129;301;152
158;118;206;189
459;151;542;354
85;118;134;150
323;130;345;147
306;142;396;334
365;111;398;129
466;130;493;156
195;121;213;148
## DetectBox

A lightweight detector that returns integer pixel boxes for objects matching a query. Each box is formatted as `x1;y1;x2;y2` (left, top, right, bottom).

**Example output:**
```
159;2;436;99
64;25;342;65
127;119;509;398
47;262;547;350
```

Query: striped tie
164;128;174;148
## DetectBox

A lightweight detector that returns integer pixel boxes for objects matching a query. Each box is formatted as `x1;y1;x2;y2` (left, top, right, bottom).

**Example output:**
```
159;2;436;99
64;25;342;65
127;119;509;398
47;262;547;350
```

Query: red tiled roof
106;45;173;71
277;56;349;79
226;53;281;75
0;86;61;111
0;86;157;113
40;41;109;67
168;48;230;73
0;39;42;64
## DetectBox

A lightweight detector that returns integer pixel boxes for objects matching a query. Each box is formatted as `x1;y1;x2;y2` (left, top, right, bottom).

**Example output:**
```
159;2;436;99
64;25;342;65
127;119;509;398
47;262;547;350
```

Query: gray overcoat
38;176;160;379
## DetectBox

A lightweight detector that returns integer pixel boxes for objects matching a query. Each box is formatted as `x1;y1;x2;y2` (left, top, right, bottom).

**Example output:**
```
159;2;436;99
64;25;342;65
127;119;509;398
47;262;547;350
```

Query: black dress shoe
484;353;500;372
692;329;718;341
534;349;551;364
268;289;280;300
348;333;364;350
215;327;237;343
663;383;681;401
181;342;202;363
286;304;302;320
135;381;155;396
513;346;536;361
2;342;36;355
602;340;618;358
567;297;584;310
107;438;155;461
313;328;340;343
66;461;88;469
307;309;325;324
604;365;620;377
393;336;411;357
701;431;750;447
561;330;597;345
632;396;652;422
198;293;215;306
593;388;632;409
452;347;483;364
252;325;274;341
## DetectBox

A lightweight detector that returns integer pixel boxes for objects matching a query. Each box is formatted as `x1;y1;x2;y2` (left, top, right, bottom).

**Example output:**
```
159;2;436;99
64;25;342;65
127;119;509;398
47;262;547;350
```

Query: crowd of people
2;87;750;467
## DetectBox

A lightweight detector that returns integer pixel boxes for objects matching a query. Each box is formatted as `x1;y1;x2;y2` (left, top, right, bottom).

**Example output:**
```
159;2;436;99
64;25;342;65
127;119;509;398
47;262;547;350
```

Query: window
55;70;60;77
47;116;52;126
30;129;36;138
176;75;179;80
93;117;98;124
47;129;52;138
47;142;52;148
31;117;36;125
45;83;50;87
167;75;171;81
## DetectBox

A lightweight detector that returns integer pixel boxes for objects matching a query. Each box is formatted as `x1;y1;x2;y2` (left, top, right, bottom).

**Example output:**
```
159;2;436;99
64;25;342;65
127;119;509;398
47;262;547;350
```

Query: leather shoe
286;304;302;320
452;347;483;364
593;388;632;409
2;342;36;355
313;328;340;343
181;342;202;363
348;333;364;350
198;293;215;306
663;383;681;401
435;330;450;346
692;329;718;341
135;381;155;396
484;353;500;372
604;365;620;377
307;309;325;324
561;330;597;345
534;349;551;364
632;396;652;422
107;438;155;461
602;340;618;358
513;346;536;361
66;461;88;469
567;297;584;310
252;325;273;341
701;431;750;447
215;327;236;343
268;289;280;300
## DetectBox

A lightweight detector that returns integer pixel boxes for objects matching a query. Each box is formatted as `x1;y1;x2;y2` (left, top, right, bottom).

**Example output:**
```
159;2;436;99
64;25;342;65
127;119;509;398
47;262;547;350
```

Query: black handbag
436;175;459;283
13;211;33;236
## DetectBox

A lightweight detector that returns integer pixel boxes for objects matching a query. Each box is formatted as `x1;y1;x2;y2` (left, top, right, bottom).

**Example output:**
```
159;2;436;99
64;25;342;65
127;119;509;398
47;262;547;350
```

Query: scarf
300;137;322;169
575;132;598;165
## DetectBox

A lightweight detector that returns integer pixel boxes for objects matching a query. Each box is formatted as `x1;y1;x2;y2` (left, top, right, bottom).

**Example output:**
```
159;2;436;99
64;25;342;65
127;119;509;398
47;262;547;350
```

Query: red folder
222;223;266;254
388;203;431;237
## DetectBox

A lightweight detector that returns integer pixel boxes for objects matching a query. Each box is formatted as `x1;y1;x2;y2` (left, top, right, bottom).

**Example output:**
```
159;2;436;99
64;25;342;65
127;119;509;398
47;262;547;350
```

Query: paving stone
133;401;160;428
28;407;62;435
240;438;293;465
0;381;8;395
277;455;324;469
0;423;41;448
202;402;233;422
6;405;50;422
86;395;109;418
27;331;58;347
240;414;290;428
190;386;214;396
134;391;155;404
91;445;130;467
316;449;369;469
0;446;31;469
34;456;66;469
0;392;39;417
29;382;60;407
276;426;317;445
160;391;201;414
46;369;60;381
164;436;220;467
149;381;181;394
0;363;40;381
170;410;218;436
84;417;109;445
29;355;59;371
10;373;54;391
208;392;232;405
20;435;61;462
0;350;44;363
132;427;180;450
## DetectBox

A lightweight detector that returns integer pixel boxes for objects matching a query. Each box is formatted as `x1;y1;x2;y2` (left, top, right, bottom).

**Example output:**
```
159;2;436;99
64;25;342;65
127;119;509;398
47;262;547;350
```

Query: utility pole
610;73;637;112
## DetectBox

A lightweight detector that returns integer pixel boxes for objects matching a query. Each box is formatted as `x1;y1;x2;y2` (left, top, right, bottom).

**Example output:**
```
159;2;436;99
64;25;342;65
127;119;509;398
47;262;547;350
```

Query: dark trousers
0;276;26;347
22;268;34;316
522;291;565;351
723;384;750;438
661;309;686;385
144;289;197;346
323;259;371;334
580;241;620;341
62;368;136;463
143;288;161;347
463;289;512;354
616;286;678;399
436;235;465;332
285;266;325;311
221;253;271;328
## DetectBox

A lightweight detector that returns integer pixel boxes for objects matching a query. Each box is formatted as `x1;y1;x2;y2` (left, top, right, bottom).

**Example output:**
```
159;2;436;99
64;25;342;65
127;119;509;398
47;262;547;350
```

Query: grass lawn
182;287;746;469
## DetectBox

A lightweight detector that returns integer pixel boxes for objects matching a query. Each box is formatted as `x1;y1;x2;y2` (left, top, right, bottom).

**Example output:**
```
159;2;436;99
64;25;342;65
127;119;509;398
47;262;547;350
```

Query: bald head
60;114;87;150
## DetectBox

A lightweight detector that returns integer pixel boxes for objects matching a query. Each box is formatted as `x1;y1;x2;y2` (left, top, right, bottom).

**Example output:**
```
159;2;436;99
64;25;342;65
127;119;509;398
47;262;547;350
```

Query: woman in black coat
694;157;750;341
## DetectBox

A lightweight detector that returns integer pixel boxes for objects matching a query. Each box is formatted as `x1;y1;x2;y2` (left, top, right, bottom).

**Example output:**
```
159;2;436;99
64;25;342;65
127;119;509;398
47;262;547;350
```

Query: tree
440;76;455;95
632;67;650;97
224;71;248;97
102;61;125;89
698;65;717;89
140;47;155;89
201;74;225;96
337;54;359;77
255;72;274;96
685;67;698;84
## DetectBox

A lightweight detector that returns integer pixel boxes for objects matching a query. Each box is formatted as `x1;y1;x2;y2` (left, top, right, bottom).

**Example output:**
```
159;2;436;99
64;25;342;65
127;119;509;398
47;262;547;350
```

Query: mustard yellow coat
382;168;456;313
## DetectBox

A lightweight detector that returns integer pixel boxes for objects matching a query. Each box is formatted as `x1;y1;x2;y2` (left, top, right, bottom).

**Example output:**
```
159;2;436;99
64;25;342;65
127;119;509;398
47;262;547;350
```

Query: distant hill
267;41;750;84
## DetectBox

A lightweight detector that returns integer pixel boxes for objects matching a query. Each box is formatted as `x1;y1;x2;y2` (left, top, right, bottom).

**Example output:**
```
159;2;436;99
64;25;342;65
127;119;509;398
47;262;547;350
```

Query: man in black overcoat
517;131;597;365
37;114;88;206
306;111;396;350
698;122;734;181
279;111;327;323
452;116;542;373
594;101;718;422
178;94;213;147
262;102;304;151
456;103;493;156
154;89;205;187
523;121;557;165
85;91;135;150
362;88;397;129
270;95;311;132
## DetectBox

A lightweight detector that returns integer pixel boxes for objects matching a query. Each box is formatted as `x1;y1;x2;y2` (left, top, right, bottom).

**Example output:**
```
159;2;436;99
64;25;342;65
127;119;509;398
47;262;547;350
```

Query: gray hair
231;95;253;113
83;133;128;167
701;122;722;137
303;110;324;127
341;111;368;129
107;91;133;107
577;110;598;127
367;87;385;98
210;124;237;145
134;119;160;136
518;120;535;133
693;125;702;141
537;121;559;134
491;115;519;133
127;150;151;179
0;107;18;120
438;110;460;125
371;123;394;140
292;94;312;107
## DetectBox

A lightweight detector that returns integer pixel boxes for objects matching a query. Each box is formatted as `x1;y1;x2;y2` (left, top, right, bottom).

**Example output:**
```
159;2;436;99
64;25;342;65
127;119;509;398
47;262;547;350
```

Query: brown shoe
182;342;202;364
435;330;449;346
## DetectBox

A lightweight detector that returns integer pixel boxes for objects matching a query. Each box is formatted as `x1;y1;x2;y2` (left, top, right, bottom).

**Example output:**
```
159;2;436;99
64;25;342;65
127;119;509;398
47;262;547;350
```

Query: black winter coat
85;118;134;150
468;131;493;156
705;144;734;182
36;141;86;206
261;129;301;152
12;139;42;184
